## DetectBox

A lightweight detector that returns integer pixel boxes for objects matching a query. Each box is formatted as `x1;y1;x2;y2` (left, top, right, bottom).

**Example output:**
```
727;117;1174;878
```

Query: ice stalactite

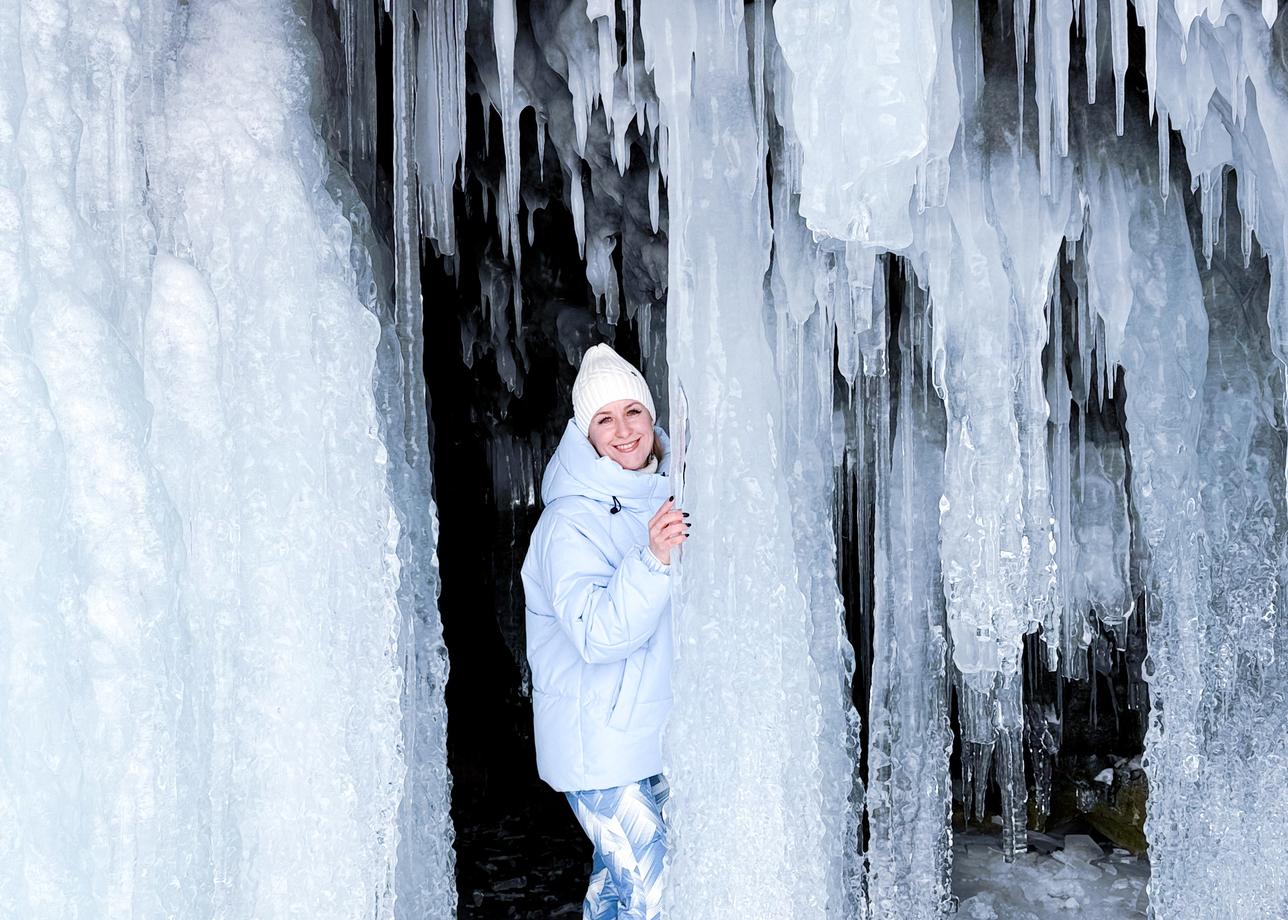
2;0;454;915
417;0;469;256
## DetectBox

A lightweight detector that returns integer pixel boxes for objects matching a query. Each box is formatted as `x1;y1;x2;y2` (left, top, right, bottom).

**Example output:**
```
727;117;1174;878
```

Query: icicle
1015;0;1031;133
569;160;586;257
752;0;766;167
1199;166;1224;266
867;302;953;916
492;0;524;336
1138;0;1158;119
625;0;638;105
586;0;618;133
1084;0;1098;104
996;674;1029;861
1035;0;1073;194
1238;170;1256;268
1158;103;1170;201
415;0;468;255
536;117;547;179
1110;0;1128;134
648;160;660;233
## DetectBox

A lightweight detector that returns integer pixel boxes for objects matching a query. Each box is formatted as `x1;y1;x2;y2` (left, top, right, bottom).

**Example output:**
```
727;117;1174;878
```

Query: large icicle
641;1;850;915
151;1;416;914
866;298;954;918
393;0;460;913
416;0;469;255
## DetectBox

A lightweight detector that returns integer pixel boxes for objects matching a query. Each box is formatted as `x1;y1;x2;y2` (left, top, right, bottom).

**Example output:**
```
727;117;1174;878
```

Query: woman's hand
647;497;689;565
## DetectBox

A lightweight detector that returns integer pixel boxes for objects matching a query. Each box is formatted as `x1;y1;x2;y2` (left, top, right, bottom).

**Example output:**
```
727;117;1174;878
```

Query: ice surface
1;0;453;915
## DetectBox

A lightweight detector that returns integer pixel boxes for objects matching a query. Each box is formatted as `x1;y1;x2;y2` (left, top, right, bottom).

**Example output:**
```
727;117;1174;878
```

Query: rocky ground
454;777;1150;919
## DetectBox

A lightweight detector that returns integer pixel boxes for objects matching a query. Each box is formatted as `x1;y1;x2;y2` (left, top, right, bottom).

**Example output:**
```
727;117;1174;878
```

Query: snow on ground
953;826;1149;919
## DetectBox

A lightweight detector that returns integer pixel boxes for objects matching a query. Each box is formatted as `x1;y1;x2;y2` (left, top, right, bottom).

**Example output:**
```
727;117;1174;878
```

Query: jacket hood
542;419;671;511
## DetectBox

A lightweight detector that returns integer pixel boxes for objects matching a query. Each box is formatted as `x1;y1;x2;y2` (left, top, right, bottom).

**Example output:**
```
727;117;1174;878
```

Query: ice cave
3;0;1288;917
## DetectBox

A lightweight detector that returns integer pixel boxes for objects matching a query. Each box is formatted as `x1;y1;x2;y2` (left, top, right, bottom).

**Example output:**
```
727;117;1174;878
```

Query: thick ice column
1088;127;1288;909
866;303;953;918
1184;209;1288;915
641;2;849;915
766;26;865;915
0;2;194;914
393;0;459;913
928;73;1073;861
151;1;405;914
4;0;453;911
1080;105;1210;920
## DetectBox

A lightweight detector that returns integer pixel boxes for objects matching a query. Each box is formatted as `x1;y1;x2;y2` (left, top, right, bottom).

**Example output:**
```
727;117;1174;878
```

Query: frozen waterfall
1;0;453;917
4;0;1288;917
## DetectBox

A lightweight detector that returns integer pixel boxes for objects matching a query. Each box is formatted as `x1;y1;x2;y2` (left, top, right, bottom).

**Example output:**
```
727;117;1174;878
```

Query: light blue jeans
565;774;669;920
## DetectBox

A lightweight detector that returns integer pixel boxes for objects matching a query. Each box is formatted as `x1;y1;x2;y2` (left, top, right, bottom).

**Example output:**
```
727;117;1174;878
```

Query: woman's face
588;399;655;470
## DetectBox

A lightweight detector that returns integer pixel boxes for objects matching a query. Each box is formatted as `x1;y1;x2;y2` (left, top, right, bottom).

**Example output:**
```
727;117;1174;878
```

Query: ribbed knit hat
572;343;657;435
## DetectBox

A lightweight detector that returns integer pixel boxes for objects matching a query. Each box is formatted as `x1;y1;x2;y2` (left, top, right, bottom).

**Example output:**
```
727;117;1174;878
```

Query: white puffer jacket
521;419;674;792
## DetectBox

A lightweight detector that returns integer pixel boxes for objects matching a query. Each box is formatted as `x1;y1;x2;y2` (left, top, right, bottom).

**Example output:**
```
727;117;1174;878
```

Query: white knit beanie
572;343;657;435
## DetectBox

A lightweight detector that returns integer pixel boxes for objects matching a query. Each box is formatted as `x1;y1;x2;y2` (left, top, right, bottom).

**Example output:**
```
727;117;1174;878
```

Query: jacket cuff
641;545;671;573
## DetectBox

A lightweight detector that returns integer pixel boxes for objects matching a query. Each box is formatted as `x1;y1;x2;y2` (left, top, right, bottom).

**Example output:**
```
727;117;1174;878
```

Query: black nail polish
682;512;690;518
668;495;675;502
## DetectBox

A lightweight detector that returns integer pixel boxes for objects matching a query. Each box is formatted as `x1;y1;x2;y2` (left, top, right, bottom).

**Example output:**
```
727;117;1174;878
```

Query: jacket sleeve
536;516;672;665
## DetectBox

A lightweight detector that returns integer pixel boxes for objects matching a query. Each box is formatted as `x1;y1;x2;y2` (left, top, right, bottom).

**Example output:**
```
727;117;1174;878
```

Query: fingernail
669;495;675;501
682;512;690;518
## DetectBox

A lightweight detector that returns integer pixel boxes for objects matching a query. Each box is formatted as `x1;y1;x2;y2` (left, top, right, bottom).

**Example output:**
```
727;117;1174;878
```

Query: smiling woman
519;343;689;919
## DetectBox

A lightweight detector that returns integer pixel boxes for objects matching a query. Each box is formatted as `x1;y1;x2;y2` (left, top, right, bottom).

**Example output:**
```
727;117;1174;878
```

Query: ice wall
1;0;453;915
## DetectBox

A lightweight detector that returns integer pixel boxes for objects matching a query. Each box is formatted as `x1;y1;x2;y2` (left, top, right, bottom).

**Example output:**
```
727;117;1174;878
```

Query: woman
521;343;688;920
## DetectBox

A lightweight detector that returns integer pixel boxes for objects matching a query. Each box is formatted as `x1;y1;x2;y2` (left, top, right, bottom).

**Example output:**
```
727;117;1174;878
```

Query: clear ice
6;0;1288;917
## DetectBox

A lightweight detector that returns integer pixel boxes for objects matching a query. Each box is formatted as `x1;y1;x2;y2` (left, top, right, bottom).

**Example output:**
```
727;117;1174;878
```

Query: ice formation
426;0;1288;917
1;0;453;917
6;0;1288;916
